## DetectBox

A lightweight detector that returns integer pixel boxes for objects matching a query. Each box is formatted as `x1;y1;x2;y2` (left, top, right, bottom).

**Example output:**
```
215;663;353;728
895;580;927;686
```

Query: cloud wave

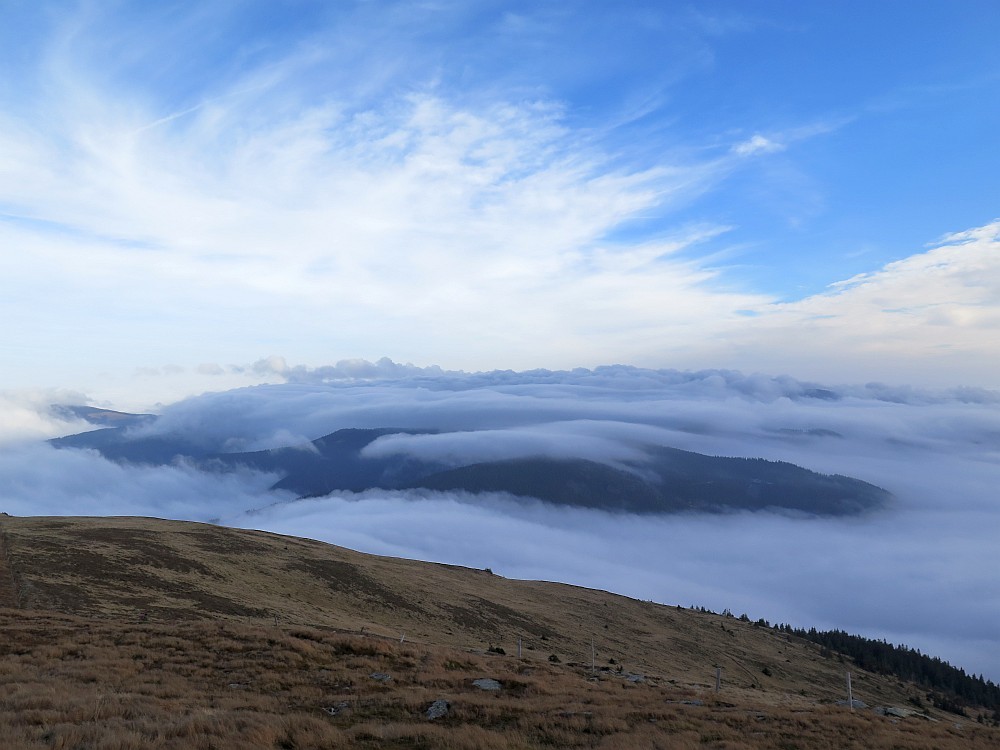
2;365;998;682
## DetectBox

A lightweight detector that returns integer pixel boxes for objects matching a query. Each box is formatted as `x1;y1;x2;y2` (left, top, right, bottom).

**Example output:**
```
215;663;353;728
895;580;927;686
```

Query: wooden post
846;672;853;710
715;667;722;692
518;637;522;659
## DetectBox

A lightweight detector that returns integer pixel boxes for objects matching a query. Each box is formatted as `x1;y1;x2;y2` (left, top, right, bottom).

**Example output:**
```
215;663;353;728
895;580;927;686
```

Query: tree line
691;605;1000;719
781;623;1000;716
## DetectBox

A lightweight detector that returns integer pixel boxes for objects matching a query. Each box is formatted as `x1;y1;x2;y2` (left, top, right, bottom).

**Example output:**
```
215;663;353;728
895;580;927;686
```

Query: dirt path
0;522;20;608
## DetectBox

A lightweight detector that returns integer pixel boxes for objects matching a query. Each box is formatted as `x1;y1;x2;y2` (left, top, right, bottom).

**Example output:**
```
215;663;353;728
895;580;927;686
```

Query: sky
1;1;1000;685
1;1;999;403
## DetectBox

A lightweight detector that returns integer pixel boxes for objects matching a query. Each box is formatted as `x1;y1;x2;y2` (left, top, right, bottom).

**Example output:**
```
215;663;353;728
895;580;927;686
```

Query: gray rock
426;699;450;720
625;673;645;683
472;678;502;691
323;701;350;716
370;672;393;683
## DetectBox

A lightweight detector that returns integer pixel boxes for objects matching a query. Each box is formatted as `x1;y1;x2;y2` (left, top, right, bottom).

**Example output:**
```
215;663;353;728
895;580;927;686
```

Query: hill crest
0;515;996;749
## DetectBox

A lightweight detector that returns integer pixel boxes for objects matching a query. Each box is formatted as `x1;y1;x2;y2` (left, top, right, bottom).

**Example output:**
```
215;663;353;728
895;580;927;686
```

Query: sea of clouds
1;363;998;682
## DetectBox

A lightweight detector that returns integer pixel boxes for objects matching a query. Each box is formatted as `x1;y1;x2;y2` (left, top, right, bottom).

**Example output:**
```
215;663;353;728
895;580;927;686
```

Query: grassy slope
0;515;995;749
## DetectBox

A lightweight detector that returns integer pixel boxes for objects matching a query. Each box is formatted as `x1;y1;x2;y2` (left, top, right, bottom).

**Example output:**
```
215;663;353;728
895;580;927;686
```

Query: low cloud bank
1;366;998;681
0;389;94;445
361;421;667;470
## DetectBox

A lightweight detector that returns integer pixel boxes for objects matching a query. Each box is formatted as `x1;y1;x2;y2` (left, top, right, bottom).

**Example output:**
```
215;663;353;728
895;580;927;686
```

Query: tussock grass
1;516;998;748
0;609;996;749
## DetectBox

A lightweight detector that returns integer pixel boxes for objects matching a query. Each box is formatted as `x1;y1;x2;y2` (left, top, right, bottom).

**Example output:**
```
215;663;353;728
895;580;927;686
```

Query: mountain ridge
50;424;890;516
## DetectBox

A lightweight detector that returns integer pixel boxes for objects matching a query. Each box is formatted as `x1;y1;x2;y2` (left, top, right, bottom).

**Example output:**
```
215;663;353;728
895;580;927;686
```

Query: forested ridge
785;625;1000;718
697;606;1000;720
52;427;889;516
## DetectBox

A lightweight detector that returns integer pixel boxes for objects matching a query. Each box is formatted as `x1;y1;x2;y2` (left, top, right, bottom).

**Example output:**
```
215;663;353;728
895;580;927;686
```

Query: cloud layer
2;3;999;398
708;222;1000;386
2;365;999;682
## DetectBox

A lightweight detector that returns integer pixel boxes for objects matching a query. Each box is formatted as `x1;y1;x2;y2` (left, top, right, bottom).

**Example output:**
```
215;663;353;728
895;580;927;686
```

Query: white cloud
362;420;665;468
731;133;785;156
3;7;997;395
701;221;1000;387
0;3;780;396
0;390;94;445
0;442;285;520
0;66;761;389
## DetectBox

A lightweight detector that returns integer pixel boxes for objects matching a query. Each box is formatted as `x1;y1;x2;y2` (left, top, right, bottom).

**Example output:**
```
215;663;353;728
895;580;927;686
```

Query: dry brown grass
0;516;996;749
0;610;995;749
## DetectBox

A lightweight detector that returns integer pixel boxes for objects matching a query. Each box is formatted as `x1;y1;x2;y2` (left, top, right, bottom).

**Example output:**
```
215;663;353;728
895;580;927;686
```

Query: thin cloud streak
0;70;760;384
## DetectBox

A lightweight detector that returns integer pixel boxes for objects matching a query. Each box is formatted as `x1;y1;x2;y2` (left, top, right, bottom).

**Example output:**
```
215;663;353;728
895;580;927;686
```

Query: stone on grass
426;699;450;720
323;701;350;716
472;678;502;691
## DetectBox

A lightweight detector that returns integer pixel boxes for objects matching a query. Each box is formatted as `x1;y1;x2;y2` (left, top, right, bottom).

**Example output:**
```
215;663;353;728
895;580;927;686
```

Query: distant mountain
414;450;887;515
50;423;889;516
50;425;209;465
413;458;662;511
207;428;439;495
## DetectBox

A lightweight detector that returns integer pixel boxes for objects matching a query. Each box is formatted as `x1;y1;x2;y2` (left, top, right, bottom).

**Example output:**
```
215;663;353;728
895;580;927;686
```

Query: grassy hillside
0;515;995;749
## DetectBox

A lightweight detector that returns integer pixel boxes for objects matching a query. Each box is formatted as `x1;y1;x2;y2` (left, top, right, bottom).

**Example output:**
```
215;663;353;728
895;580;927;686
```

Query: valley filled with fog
3;364;998;682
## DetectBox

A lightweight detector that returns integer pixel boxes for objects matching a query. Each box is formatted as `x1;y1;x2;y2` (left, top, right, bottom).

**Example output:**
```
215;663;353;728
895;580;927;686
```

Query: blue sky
1;0;999;404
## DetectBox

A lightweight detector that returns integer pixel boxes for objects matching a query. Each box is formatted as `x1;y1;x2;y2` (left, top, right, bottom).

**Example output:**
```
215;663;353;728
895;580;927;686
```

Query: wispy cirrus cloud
0;10;769;395
2;1;999;401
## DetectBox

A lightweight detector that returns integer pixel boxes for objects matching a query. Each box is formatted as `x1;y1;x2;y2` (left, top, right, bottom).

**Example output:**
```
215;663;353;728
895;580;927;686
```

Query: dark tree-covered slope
784;625;1000;715
50;424;889;516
